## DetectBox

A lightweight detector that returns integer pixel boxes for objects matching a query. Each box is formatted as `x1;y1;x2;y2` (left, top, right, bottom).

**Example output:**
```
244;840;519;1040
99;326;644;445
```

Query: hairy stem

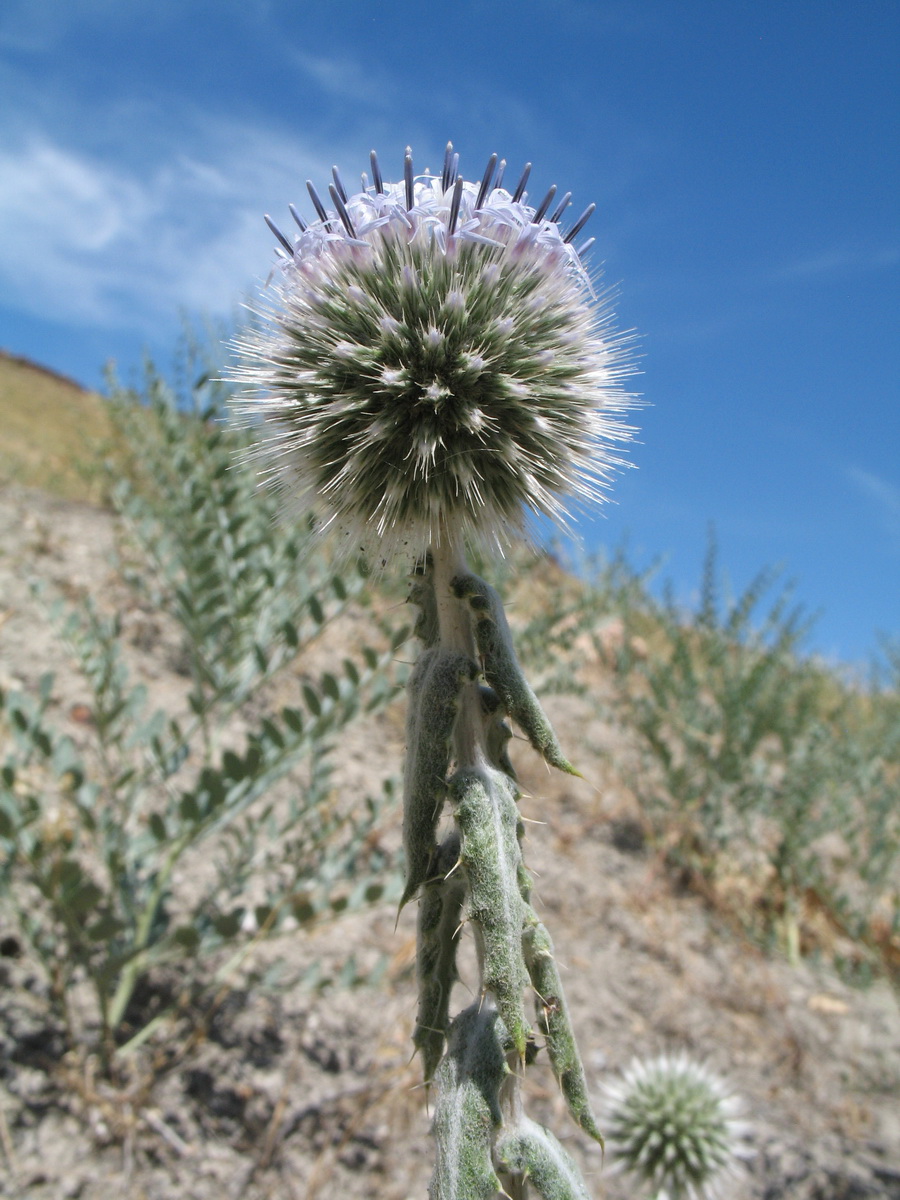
430;537;529;1199
431;536;483;770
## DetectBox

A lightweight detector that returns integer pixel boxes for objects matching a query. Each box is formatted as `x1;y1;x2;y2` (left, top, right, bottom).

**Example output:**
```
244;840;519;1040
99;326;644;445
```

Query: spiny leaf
523;913;603;1144
409;563;440;647
452;572;581;776
413;833;466;1083
430;1004;507;1200
400;648;478;909
496;1116;593;1200
451;767;530;1055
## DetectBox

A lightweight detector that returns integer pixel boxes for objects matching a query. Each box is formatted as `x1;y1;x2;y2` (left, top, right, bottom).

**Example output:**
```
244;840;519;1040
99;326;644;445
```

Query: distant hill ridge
0;348;112;503
0;349;90;394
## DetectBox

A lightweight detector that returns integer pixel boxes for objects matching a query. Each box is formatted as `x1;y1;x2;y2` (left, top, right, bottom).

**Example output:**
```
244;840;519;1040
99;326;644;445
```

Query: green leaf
59;859;83;888
173;925;200;949
308;594;325;625
179;792;200;822
343;658;360;686
223;750;244;780
149;812;168;841
282;706;304;734
68;880;105;917
322;673;340;702
260;718;285;748
198;768;226;809
33;729;53;757
302;685;321;717
87;914;126;941
391;624;411;650
213;910;243;938
292;895;317;924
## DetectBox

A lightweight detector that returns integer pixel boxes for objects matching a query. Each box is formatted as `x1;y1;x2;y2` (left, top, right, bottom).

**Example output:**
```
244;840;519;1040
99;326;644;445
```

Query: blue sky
1;0;897;665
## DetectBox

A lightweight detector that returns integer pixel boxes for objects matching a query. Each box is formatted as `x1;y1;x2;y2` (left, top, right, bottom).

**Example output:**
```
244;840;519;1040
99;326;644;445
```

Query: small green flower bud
602;1054;751;1199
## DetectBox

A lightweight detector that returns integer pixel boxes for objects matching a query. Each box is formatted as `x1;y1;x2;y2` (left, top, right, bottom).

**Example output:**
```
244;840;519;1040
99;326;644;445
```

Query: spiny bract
602;1054;750;1200
232;143;637;564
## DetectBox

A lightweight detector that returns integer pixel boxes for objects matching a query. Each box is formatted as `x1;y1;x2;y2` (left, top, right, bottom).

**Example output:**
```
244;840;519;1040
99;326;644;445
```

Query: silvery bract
232;144;636;564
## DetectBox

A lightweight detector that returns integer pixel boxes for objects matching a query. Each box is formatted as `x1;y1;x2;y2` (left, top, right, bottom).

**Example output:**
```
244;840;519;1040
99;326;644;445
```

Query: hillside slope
0;350;113;503
0;356;898;1199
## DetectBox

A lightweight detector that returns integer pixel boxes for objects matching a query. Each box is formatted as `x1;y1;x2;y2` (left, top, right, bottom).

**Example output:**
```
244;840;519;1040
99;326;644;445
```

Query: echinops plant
233;143;638;1198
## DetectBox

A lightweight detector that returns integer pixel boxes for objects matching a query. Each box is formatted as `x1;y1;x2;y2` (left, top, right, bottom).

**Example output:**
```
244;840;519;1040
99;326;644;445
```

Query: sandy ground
1;482;899;1200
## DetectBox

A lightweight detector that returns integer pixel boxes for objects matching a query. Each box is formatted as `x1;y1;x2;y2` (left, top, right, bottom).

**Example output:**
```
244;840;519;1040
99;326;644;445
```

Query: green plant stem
431;534;528;1199
432;535;483;768
107;833;190;1032
500;1059;528;1200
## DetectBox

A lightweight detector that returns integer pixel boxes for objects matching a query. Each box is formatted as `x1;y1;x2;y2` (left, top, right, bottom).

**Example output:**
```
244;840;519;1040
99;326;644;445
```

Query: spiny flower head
602;1054;750;1200
232;143;637;564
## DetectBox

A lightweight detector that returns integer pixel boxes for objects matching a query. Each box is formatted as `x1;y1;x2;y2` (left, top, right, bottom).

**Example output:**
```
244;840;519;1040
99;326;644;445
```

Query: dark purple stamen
331;166;348;204
370;150;384;194
448;176;464;235
264;215;294;256
404;147;414;210
329;185;357;237
564;203;596;244
532;185;557;223
550;191;572;222
475;153;498;209
288;203;307;232
511;163;532;203
441;141;454;192
306;181;329;223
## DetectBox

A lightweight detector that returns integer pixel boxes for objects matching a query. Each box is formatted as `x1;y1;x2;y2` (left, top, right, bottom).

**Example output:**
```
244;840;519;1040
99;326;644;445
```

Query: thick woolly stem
415;554;598;1200
430;538;528;1199
431;535;483;770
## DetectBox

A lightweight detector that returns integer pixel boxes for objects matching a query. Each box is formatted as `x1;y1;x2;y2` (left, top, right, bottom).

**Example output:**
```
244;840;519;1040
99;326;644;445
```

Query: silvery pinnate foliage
0;365;406;1072
231;143;637;565
602;1054;750;1200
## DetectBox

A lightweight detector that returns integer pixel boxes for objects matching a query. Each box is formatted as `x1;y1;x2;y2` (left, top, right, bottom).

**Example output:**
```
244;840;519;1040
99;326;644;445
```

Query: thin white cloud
289;48;398;108
778;244;900;280
0;119;343;329
845;465;900;552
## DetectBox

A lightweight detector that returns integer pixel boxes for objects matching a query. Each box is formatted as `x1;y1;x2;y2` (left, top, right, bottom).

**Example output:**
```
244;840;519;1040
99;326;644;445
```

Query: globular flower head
232;144;637;564
601;1054;751;1200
